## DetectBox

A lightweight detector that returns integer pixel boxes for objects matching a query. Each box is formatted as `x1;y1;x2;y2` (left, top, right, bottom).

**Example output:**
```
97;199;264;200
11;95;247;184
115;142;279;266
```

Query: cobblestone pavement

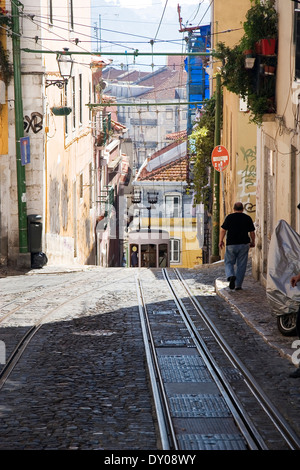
0;261;299;452
0;268;159;450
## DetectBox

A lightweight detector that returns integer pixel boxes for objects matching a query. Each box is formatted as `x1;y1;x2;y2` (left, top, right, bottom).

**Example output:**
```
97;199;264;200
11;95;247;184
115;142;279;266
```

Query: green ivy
213;0;278;125
0;7;13;85
0;42;13;85
189;93;222;208
0;7;12;29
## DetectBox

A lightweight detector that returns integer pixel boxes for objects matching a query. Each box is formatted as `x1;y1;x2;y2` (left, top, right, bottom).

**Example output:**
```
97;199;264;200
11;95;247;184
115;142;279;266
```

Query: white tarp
266;219;300;316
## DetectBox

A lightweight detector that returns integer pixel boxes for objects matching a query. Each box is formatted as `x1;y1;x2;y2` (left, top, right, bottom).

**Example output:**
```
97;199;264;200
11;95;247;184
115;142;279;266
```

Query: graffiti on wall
24;112;43;133
238;146;256;214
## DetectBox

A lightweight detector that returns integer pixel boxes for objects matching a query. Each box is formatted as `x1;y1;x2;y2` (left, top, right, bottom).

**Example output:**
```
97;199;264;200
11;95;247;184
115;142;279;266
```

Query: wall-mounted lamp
147;191;158;205
131;190;141;204
46;48;74;88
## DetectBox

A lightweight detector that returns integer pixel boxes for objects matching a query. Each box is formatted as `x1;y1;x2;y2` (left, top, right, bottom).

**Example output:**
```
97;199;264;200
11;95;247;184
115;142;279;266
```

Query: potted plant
243;0;278;55
214;42;250;98
51;106;72;116
247;95;270;124
245;55;256;69
264;64;275;75
239;36;256;68
213;1;278;125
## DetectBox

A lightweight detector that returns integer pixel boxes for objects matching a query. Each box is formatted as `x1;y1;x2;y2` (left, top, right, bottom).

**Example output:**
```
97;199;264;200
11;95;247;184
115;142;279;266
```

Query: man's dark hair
234;202;243;211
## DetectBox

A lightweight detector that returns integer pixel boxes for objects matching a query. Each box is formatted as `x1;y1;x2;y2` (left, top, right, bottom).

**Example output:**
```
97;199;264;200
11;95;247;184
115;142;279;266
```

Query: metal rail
173;268;300;450
162;268;264;450
136;266;300;450
135;275;178;450
0;270;127;387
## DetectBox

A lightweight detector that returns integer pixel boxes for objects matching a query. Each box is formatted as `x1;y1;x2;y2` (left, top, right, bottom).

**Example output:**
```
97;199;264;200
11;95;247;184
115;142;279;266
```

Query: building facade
0;0;10;265
253;0;300;283
212;1;300;286
0;0;106;267
132;140;201;268
212;0;257;226
103;58;188;172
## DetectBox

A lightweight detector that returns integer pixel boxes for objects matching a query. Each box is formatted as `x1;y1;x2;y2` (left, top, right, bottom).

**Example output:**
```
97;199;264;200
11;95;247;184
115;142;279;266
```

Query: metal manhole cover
169;394;231;418
177;433;247;450
158;355;211;382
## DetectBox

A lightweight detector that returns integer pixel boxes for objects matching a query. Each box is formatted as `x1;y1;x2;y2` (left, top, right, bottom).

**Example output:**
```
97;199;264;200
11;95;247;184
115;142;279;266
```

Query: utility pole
211;73;221;262
11;0;28;255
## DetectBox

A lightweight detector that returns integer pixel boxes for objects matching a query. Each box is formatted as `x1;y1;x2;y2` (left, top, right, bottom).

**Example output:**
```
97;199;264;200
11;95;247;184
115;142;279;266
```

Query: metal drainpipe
11;0;28;253
211;73;221;262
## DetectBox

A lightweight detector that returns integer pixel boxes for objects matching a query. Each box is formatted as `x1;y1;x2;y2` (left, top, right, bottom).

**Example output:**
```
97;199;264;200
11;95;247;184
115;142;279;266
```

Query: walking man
219;202;255;290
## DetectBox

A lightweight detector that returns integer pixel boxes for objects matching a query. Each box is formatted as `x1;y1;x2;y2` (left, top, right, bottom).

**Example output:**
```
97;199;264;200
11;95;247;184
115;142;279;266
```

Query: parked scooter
266;220;300;336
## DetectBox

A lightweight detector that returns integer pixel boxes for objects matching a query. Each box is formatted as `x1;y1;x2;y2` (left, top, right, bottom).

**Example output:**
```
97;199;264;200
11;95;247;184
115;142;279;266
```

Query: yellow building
133;141;202;269
212;1;257;226
253;1;300;283
0;0;11;264
212;1;300;285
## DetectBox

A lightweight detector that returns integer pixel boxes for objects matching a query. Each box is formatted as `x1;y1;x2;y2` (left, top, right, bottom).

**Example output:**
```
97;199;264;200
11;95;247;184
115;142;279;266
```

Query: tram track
0;269;126;387
0;267;159;451
0;270;112;321
136;267;300;451
172;268;300;451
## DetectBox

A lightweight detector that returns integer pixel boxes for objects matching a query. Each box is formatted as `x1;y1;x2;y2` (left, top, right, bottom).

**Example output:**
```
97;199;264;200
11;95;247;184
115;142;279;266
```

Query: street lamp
131;190;141;204
46;48;74;88
147;191;158;231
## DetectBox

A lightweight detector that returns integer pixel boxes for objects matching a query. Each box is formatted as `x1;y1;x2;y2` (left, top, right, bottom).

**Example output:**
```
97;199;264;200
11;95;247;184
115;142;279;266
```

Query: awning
120;154;129;183
107;155;121;171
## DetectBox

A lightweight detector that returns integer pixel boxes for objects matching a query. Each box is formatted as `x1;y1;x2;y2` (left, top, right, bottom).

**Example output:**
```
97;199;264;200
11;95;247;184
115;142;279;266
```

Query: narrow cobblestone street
0;263;299;455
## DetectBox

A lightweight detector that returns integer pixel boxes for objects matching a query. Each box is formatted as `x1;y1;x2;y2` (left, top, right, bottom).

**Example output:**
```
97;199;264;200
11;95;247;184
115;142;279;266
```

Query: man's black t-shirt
221;212;255;245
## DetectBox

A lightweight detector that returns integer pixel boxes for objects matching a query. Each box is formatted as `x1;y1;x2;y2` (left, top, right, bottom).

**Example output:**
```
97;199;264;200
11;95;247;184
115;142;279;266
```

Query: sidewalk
215;263;296;364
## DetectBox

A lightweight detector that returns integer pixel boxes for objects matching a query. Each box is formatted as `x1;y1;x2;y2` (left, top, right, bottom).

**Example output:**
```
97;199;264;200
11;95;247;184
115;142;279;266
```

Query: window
80;173;83;199
295;2;300;79
65;82;68;136
170;239;180;263
79;74;82;125
165;195;180;217
141;244;156;268
88;83;91;122
69;0;74;30
48;0;53;25
166;109;173;120
291;145;300;232
89;162;93;209
72;76;76;129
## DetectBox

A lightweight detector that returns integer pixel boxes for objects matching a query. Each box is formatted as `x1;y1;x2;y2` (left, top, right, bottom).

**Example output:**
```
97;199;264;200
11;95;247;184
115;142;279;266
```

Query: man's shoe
235;287;242;291
228;276;236;290
289;368;300;378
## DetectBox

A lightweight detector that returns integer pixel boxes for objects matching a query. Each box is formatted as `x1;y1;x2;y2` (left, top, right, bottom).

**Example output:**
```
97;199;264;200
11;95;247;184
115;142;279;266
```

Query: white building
1;0;101;266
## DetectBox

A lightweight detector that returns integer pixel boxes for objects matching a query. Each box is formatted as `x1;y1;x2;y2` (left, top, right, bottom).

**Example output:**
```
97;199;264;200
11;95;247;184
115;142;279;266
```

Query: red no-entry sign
211;145;229;172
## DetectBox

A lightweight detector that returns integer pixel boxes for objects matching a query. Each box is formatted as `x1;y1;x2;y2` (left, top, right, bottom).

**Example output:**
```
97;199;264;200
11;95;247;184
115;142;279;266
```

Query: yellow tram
128;229;170;268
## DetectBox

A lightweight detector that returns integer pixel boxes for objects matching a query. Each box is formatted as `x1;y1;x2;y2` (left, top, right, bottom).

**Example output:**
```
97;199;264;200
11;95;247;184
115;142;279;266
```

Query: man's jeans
224;244;250;288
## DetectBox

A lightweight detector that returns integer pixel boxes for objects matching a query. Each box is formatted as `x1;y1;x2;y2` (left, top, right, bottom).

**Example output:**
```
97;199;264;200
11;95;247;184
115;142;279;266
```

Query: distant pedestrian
219;202;255;290
289;273;300;378
131;247;138;267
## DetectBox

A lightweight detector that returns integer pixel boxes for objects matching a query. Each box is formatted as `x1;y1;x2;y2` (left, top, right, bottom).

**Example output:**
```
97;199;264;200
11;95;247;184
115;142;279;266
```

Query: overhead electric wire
153;0;168;43
14;1;236;61
196;0;214;27
6;0;210;172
